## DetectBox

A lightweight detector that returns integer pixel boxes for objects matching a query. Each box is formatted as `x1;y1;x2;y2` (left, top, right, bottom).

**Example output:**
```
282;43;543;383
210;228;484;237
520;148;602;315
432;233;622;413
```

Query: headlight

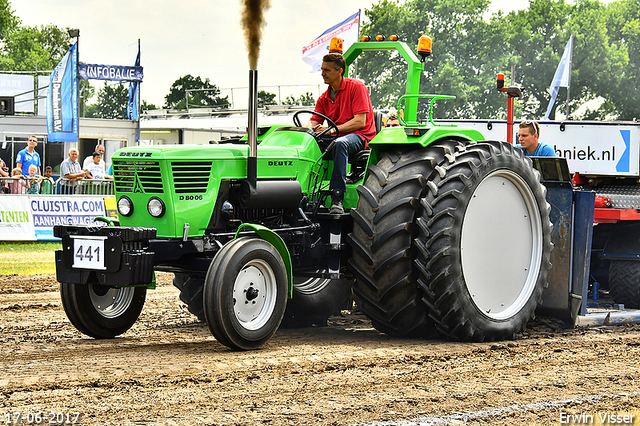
147;197;165;218
117;196;133;216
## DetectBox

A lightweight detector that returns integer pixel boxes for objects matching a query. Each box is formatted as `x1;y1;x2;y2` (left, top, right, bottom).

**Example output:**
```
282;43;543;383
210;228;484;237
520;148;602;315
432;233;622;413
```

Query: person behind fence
10;168;26;194
26;164;43;194
85;151;113;194
40;166;55;195
83;144;105;170
60;148;87;194
0;157;9;194
16;135;41;177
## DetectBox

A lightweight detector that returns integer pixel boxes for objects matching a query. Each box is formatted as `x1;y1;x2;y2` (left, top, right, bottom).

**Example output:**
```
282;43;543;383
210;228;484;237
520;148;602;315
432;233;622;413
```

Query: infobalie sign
0;196;114;241
79;63;143;82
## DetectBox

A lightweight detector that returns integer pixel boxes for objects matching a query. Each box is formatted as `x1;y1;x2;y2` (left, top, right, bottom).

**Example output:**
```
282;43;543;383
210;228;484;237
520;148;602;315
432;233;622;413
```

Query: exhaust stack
247;69;258;187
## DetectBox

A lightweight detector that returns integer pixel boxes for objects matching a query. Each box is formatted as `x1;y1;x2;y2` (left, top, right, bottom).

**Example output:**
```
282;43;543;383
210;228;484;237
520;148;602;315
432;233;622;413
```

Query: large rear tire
419;141;552;341
609;260;640;308
60;282;146;339
203;237;288;350
348;141;465;337
173;273;205;321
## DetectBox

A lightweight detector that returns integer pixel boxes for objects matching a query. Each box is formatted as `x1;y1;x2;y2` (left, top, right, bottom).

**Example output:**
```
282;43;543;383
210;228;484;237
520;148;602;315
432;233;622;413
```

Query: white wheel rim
461;169;543;320
233;259;278;330
294;271;331;295
89;285;135;319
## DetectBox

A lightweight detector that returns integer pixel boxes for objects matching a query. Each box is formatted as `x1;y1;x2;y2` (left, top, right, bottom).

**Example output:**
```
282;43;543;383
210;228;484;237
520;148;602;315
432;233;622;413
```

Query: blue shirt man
516;120;556;157
16;135;41;176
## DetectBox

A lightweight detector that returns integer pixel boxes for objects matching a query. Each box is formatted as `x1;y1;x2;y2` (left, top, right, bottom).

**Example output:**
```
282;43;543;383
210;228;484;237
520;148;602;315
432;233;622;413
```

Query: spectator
385;112;400;127
85;152;113;194
10;168;26;194
83;144;105;170
26;164;43;194
16;135;41;176
0;157;9;194
85;152;112;180
516;120;555;157
60;148;87;194
40;166;55;195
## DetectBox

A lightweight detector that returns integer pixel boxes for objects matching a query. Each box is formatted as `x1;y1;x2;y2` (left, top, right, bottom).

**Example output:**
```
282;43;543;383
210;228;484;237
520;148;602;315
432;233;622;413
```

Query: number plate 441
72;236;107;270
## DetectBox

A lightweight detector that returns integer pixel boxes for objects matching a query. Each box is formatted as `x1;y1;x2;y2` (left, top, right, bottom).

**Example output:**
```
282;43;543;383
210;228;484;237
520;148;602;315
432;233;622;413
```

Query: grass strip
0;242;59;276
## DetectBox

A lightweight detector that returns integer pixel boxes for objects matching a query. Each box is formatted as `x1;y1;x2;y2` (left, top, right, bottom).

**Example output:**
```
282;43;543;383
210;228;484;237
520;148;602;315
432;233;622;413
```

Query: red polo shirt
311;77;376;146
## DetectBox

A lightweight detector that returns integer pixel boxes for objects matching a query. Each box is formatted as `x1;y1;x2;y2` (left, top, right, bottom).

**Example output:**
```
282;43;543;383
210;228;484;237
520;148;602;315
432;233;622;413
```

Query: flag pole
565;34;573;118
136;38;141;144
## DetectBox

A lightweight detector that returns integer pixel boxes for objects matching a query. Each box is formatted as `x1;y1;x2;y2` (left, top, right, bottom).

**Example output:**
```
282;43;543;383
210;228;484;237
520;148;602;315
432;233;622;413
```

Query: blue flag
544;35;573;120
47;43;78;142
127;48;140;121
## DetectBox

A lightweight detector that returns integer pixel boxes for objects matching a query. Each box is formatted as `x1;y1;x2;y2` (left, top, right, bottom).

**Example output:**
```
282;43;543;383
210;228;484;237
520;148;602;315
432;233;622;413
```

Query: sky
13;0;534;109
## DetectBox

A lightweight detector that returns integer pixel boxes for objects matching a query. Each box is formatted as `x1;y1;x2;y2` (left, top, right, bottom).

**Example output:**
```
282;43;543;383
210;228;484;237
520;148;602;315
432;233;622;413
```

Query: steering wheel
293;110;339;139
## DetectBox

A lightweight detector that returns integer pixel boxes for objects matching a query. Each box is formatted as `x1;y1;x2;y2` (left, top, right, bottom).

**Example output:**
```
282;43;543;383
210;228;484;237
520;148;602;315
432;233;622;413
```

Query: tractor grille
171;161;212;194
113;160;163;193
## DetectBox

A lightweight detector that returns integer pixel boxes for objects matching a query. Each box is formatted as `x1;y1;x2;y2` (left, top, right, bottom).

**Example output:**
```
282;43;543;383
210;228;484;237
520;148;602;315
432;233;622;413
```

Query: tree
257;90;276;108
283;92;316;106
141;100;159;113
164;75;229;110
85;82;129;119
359;0;511;119
0;0;19;40
0;24;71;71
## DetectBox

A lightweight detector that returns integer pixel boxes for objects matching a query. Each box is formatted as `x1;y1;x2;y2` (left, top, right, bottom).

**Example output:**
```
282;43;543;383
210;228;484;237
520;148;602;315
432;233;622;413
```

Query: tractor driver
517;120;556;157
304;53;377;214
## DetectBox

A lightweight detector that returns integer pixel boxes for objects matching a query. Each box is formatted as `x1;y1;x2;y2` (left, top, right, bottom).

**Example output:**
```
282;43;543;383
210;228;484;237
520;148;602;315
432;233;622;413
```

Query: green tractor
54;37;552;350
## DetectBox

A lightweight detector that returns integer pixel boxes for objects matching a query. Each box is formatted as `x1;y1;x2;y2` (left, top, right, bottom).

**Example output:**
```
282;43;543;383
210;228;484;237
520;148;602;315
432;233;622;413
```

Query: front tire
419;141;553;341
60;282;146;338
203;237;288;350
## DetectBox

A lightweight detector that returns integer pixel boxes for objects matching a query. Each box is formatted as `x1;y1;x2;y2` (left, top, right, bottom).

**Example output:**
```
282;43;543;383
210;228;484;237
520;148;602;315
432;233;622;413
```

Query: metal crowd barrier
0;176;114;195
55;177;114;195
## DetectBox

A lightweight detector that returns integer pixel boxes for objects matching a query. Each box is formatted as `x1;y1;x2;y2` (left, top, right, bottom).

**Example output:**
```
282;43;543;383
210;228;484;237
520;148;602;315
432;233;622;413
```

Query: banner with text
0;195;108;241
79;63;143;82
46;42;78;143
0;197;36;241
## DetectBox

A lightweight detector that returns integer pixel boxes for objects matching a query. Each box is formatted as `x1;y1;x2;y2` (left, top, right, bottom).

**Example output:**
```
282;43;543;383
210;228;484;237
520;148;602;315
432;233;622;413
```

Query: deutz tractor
54;36;553;350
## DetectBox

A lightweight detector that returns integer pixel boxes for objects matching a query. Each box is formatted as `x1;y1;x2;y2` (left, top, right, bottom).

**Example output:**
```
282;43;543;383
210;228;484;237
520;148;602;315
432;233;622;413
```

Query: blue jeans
319;133;365;192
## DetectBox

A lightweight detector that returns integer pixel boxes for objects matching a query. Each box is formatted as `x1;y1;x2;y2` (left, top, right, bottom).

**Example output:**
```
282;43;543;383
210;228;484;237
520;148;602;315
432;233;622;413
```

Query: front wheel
203;237;288;350
60;282;146;338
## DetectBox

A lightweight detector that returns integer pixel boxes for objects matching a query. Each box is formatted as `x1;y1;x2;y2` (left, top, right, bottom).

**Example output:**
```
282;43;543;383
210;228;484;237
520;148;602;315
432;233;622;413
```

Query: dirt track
1;273;640;426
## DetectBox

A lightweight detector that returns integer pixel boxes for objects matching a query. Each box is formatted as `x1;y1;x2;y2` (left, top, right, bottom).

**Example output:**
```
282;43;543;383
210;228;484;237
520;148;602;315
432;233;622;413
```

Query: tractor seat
345;111;380;184
346;149;370;184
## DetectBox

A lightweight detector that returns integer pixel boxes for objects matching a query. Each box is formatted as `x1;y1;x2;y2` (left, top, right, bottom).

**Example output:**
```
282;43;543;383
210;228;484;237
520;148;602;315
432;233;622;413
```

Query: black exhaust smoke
241;0;271;187
239;0;303;210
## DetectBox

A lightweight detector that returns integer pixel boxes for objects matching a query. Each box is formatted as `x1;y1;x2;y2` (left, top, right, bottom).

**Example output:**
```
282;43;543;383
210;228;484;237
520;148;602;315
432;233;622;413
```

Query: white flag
544;35;573;120
301;11;360;73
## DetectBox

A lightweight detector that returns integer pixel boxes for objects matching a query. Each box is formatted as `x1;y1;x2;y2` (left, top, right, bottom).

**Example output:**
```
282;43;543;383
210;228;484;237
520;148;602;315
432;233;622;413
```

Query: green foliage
85;82;128;119
257;90;277;108
359;0;640;120
283;92;316;106
0;24;71;71
164;74;229;110
141;99;159;113
0;0;19;40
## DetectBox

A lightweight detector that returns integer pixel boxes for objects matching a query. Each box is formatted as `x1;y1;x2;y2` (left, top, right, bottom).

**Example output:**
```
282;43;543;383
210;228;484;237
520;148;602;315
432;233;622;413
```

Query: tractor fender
601;222;640;261
235;223;293;297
